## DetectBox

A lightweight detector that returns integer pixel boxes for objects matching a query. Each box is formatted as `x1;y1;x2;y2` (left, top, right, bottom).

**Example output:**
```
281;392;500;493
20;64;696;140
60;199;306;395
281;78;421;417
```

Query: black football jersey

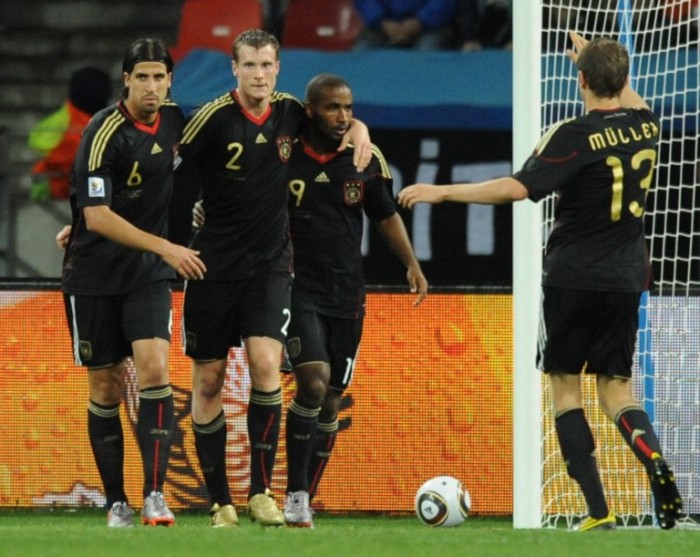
62;101;184;295
288;139;396;318
176;90;304;279
515;107;660;292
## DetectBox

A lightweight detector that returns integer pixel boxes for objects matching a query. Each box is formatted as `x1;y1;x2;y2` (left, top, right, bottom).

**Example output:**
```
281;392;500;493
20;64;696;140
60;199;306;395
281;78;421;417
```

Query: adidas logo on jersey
151;143;163;155
255;133;267;144
315;172;330;183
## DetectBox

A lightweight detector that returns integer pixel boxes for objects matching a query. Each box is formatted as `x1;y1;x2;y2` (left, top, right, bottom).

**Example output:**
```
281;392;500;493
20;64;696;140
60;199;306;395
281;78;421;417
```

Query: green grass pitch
1;510;699;557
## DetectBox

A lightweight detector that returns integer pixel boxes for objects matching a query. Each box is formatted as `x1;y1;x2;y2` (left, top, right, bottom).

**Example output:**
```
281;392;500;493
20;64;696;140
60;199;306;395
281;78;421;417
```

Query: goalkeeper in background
398;31;683;531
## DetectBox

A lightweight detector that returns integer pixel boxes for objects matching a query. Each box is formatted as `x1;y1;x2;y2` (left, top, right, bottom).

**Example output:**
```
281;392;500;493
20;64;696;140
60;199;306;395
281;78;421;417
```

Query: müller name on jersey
588;119;659;151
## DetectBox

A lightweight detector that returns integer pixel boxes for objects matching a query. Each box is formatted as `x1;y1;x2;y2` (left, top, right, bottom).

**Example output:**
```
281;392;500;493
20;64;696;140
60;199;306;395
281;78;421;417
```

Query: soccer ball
415;475;471;527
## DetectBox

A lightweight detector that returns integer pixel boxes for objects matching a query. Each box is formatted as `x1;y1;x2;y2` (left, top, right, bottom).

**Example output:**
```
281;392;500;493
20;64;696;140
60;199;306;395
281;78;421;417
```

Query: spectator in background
28;67;112;200
660;0;698;46
353;0;457;50
455;0;511;52
261;0;290;40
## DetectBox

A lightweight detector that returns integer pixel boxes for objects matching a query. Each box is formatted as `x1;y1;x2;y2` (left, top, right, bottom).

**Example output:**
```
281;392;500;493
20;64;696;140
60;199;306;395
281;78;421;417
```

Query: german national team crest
343;180;363;206
185;332;197;351
79;341;93;361
287;337;301;359
276;136;292;162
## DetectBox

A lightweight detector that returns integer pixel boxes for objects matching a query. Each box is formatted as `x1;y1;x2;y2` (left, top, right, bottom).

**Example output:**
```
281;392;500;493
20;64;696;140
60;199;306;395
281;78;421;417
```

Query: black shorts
286;308;363;392
537;285;640;378
64;280;172;369
182;271;292;360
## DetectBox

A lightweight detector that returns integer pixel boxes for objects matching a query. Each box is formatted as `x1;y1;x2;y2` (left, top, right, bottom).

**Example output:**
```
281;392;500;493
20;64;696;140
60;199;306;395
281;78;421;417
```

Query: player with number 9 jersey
287;140;395;318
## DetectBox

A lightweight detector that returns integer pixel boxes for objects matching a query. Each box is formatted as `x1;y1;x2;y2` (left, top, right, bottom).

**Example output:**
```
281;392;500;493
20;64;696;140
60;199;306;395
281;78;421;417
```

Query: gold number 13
606;148;656;221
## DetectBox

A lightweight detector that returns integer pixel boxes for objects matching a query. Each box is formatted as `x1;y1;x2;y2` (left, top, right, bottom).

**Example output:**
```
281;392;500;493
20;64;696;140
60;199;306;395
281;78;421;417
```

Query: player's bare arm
340;118;372;172
377;214;428;306
398;177;528;209
83;205;207;280
406;264;429;306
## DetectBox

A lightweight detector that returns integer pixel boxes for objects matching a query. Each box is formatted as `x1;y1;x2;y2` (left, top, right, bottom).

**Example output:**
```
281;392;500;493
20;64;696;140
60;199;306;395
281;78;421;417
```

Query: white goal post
513;0;700;528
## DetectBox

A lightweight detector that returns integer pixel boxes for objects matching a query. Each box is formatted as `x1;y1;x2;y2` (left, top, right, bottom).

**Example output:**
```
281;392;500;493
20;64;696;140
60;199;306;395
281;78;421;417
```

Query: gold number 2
225;142;243;170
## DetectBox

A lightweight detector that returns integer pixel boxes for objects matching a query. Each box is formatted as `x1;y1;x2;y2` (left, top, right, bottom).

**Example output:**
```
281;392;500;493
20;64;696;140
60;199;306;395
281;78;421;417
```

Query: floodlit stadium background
0;290;513;515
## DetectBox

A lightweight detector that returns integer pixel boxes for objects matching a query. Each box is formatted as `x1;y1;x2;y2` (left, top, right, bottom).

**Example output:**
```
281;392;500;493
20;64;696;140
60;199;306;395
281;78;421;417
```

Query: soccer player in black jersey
282;74;428;527
399;32;683;531
175;29;372;528
59;38;206;528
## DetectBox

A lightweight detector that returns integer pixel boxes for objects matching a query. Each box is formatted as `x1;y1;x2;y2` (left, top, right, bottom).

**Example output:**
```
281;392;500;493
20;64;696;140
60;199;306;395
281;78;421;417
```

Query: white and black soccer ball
415;475;471;527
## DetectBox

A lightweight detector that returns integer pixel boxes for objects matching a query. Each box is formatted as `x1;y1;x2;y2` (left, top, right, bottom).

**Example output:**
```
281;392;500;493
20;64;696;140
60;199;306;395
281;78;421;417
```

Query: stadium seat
281;0;364;51
170;0;263;62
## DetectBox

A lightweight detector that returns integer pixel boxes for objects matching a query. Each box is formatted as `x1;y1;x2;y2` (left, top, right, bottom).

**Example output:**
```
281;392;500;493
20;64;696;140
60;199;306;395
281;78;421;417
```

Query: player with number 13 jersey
515;107;660;292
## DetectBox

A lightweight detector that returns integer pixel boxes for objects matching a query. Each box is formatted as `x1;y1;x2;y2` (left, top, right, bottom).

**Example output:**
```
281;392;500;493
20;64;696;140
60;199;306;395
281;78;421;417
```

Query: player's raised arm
567;30;649;111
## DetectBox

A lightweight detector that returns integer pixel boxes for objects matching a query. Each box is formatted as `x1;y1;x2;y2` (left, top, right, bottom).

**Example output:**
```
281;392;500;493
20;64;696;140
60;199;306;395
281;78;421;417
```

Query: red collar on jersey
118;101;161;134
300;136;340;164
232;90;272;125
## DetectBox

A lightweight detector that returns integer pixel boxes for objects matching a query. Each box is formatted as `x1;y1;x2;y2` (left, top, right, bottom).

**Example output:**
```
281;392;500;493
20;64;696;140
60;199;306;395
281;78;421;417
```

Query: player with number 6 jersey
63;99;185;294
60;37;206;529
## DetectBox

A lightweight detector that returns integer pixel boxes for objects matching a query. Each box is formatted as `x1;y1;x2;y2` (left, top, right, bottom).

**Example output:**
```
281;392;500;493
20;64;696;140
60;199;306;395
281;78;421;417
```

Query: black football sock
88;401;127;508
555;408;609;519
137;385;174;498
286;399;320;493
247;388;282;499
615;406;664;473
193;411;232;506
308;419;338;501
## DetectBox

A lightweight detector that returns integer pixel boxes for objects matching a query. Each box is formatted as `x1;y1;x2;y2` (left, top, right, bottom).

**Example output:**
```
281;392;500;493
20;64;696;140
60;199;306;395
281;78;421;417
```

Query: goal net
535;0;700;528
